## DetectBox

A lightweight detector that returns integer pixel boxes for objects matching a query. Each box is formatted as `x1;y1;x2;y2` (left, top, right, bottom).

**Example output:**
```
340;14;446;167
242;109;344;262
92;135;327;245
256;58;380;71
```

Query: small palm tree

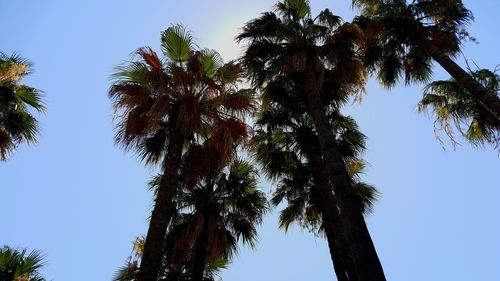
0;53;45;160
110;25;254;281
0;246;46;281
114;159;267;281
353;0;500;123
114;237;226;281
163;158;267;281
237;1;385;280
418;68;500;148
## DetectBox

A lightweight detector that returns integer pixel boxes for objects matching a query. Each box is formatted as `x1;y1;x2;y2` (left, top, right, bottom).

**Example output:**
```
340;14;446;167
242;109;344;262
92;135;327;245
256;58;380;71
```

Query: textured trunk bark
136;135;184;281
416;38;500;122
302;66;386;281
306;149;352;281
191;214;210;281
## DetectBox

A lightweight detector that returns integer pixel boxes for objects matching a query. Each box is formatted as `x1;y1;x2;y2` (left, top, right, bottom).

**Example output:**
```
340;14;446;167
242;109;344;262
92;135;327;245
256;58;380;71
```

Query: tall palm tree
0;53;45;160
110;25;254;281
237;1;386;280
417;68;500;148
114;159;267;281
253;104;378;281
0;246;46;281
353;0;500;123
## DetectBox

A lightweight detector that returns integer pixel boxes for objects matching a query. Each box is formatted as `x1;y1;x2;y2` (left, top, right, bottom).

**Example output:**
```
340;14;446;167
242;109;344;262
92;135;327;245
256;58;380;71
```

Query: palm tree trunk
313;183;354;281
415;37;500;122
323;215;356;281
334;223;359;281
168;268;182;281
302;66;386;281
316;181;359;281
306;149;354;281
191;214;210;281
136;135;184;281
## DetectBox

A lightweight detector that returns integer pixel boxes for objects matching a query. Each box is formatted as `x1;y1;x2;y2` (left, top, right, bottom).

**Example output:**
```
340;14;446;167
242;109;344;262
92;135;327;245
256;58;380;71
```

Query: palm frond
316;9;342;29
161;24;194;62
13;86;46;112
200;49;223;78
277;0;311;19
417;68;500;148
0;246;46;280
353;182;380;215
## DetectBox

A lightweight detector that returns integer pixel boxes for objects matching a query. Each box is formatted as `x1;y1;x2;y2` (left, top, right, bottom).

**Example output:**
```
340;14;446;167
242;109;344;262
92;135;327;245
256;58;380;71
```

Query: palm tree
237;1;386;280
114;159;267;281
0;53;45;160
110;25;254;281
417;68;500;148
114;237;226;281
0;246;46;281
253;103;378;281
353;0;500;123
165;158;267;281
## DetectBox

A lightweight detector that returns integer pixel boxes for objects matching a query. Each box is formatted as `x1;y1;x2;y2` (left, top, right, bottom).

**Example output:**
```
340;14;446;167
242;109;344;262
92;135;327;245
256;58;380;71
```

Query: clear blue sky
2;1;499;280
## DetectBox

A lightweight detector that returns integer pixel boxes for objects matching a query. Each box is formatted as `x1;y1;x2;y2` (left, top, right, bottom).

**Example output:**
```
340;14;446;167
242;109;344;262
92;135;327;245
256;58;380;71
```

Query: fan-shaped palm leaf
161;24;193;63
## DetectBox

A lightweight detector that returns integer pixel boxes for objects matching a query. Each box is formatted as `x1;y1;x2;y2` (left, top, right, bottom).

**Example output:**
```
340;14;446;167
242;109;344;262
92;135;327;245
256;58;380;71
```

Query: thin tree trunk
323;214;357;281
191;214;210;281
315;176;359;281
302;66;386;281
306;149;353;281
136;135;184;281
416;37;500;122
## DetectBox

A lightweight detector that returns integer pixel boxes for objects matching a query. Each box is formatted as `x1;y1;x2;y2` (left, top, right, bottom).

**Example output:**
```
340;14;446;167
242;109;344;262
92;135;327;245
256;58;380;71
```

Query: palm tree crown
353;0;500;123
252;108;378;231
354;0;472;85
252;100;378;281
113;159;267;281
0;53;45;160
0;246;46;281
110;25;252;167
166;158;267;281
418;68;500;148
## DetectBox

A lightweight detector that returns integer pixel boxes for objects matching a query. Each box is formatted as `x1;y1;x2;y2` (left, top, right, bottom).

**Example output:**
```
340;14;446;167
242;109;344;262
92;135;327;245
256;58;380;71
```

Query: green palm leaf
280;0;311;19
417;68;500;148
0;53;45;161
161;24;193;62
200;49;223;78
0;246;46;281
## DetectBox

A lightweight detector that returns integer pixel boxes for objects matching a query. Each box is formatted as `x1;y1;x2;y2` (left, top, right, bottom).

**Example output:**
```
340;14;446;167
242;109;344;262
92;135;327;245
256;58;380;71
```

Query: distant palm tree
114;159;267;281
114;237;226;281
0;53;45;160
237;1;385;280
164;158;267;281
418;68;500;148
110;25;253;281
0;246;46;281
353;0;500;123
